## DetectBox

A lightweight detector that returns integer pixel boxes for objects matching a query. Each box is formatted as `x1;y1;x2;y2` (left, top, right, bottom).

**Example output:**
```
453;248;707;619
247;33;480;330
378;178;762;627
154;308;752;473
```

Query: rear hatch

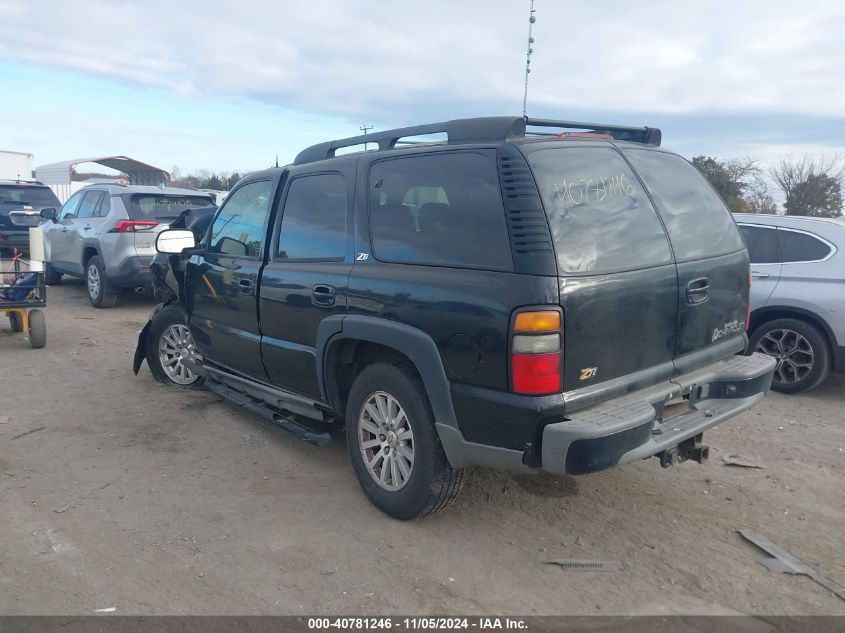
121;193;214;257
523;142;748;408
0;184;60;233
622;148;749;373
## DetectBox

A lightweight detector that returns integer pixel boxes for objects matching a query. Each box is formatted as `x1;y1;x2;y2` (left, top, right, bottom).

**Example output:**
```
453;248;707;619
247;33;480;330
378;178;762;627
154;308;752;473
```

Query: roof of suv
79;183;215;197
293;116;663;167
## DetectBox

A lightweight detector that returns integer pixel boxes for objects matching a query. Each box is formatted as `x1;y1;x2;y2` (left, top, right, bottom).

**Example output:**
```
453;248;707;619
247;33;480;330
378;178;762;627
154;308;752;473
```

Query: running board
205;379;332;446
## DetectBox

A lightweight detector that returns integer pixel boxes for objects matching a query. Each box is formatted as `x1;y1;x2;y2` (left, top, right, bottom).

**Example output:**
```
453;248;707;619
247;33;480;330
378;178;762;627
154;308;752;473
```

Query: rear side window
779;229;832;263
369;152;512;270
624;150;744;261
528;147;672;274
739;225;779;264
209;180;273;258
77;191;104;219
277;173;347;260
125;194;214;221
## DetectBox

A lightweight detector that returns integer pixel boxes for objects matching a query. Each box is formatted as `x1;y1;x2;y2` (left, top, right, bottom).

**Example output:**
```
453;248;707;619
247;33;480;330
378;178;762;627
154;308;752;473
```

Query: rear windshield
123;194;214;220
527;147;673;274
623;149;744;261
0;185;60;207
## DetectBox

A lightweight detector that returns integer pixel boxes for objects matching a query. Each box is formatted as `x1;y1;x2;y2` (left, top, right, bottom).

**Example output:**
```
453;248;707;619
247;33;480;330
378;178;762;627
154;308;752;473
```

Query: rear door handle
312;284;336;306
238;278;255;295
686;277;710;305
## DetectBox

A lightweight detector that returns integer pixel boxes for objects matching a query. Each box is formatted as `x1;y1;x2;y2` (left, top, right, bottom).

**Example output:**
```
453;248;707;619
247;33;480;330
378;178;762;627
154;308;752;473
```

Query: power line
522;0;537;118
361;124;374;150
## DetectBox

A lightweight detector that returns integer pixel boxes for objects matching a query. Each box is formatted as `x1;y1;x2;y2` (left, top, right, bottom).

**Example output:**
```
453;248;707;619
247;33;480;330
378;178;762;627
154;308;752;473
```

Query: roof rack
293;116;661;165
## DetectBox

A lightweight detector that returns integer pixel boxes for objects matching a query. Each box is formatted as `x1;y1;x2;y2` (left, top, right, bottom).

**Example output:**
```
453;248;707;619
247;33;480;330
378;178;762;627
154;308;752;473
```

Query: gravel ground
1;280;843;616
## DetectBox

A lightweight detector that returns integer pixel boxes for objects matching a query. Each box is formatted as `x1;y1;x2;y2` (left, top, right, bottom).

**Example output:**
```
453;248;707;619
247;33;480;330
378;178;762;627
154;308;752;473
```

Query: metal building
34;156;170;202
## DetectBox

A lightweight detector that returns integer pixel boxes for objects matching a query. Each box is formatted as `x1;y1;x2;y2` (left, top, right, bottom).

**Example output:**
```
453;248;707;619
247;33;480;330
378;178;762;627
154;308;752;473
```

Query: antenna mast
522;0;536;118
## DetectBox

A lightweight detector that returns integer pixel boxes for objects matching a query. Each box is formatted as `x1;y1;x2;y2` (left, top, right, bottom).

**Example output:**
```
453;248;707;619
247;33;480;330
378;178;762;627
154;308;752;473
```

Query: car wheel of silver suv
749;318;831;394
86;255;119;309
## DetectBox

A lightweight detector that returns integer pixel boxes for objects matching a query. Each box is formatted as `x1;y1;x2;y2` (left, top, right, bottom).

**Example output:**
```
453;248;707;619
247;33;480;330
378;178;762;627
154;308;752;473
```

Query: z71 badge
579;367;598;381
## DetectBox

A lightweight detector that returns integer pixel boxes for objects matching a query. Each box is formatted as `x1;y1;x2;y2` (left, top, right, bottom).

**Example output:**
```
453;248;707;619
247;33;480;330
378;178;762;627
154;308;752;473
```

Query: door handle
82;225;92;230
751;271;770;278
238;278;255;295
686;277;710;305
312;284;336;306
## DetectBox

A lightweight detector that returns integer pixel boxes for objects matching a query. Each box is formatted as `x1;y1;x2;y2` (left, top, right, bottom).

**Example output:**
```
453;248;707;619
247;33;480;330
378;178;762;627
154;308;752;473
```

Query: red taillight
512;352;561;395
111;220;158;233
510;309;563;396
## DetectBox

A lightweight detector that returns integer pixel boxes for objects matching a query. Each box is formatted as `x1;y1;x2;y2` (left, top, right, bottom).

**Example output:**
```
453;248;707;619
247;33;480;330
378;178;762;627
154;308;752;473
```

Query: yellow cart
1;256;46;348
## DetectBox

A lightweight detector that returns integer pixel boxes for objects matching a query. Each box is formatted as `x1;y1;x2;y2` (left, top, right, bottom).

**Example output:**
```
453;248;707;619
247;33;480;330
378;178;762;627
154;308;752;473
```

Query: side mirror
156;229;196;254
40;208;58;222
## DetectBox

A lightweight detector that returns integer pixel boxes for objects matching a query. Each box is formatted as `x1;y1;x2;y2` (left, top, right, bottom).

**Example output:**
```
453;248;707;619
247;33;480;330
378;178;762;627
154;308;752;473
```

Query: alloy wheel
87;264;100;300
755;328;814;385
158;323;199;385
358;391;415;491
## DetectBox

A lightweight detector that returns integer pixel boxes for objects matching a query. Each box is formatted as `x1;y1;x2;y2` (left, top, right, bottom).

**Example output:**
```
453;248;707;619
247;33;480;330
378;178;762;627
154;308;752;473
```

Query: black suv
0;180;61;253
136;116;775;519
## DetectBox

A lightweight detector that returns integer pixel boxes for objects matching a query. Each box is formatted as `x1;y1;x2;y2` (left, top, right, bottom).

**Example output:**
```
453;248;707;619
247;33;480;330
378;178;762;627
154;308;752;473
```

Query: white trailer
0;150;34;181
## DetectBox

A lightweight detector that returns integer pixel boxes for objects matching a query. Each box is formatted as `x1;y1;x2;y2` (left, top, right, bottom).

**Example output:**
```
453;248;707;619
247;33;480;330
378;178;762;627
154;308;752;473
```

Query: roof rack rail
293;115;660;165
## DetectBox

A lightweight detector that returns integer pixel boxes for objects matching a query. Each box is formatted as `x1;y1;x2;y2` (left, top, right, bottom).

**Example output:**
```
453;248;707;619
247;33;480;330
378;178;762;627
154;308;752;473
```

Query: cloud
1;0;844;124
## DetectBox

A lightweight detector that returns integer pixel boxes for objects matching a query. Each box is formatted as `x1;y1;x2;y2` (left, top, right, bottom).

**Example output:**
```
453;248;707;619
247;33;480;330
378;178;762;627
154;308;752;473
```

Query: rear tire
749;318;830;393
346;361;463;520
146;305;203;389
86;256;118;308
44;263;62;285
8;312;23;332
27;309;46;348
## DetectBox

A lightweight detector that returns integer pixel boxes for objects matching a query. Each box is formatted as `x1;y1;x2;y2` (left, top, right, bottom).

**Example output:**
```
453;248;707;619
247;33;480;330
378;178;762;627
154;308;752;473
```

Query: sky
0;0;843;177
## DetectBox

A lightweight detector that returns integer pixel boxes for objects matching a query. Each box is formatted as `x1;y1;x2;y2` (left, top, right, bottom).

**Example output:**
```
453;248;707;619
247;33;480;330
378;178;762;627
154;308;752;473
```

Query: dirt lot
1;280;843;616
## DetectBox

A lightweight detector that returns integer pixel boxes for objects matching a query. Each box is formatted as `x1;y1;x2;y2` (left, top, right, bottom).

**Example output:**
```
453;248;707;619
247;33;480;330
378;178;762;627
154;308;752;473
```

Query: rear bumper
541;353;776;475
0;230;29;249
108;256;153;288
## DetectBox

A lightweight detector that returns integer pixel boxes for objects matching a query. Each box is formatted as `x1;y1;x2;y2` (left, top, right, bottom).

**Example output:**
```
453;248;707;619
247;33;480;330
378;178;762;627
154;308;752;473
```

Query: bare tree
770;155;844;217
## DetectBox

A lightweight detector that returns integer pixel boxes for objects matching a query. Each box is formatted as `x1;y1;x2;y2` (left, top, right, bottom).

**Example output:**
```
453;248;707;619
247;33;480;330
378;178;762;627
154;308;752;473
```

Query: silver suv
736;213;845;393
42;184;214;307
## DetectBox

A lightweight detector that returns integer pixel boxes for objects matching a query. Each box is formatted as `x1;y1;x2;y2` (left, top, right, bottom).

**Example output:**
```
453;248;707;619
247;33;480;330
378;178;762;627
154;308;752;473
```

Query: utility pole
360;124;374;150
522;0;537;118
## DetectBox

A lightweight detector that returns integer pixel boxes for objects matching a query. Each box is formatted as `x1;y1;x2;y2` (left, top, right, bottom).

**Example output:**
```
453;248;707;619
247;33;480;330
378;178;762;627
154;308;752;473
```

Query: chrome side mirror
156;229;196;254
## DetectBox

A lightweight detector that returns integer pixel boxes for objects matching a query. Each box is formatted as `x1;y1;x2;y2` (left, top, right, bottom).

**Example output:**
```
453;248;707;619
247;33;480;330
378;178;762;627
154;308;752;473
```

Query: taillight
110;220;158;233
511;309;562;395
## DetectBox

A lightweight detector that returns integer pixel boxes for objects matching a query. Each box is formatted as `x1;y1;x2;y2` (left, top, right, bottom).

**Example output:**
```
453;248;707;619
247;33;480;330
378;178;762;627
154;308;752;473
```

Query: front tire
749;318;830;393
86;256;118;308
146;305;203;389
346;361;463;520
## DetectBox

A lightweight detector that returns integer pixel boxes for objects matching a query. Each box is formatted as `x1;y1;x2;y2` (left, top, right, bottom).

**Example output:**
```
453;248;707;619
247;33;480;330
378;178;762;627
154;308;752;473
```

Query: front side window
369;152;512;270
209;180;273;257
779;229;832;263
277;173;347;260
624;149;744;261
59;192;84;219
528;147;672;274
739;225;779;264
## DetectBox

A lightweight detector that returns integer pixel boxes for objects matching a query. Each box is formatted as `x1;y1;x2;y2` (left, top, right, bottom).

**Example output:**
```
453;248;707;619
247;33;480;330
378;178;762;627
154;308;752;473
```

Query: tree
691;156;758;213
227;172;242;189
744;175;779;215
770;155;844;218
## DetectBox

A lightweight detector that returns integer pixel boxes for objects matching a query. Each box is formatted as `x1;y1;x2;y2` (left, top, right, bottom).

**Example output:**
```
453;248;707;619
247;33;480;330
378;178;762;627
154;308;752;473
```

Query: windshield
0;185;61;207
124;194;215;220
